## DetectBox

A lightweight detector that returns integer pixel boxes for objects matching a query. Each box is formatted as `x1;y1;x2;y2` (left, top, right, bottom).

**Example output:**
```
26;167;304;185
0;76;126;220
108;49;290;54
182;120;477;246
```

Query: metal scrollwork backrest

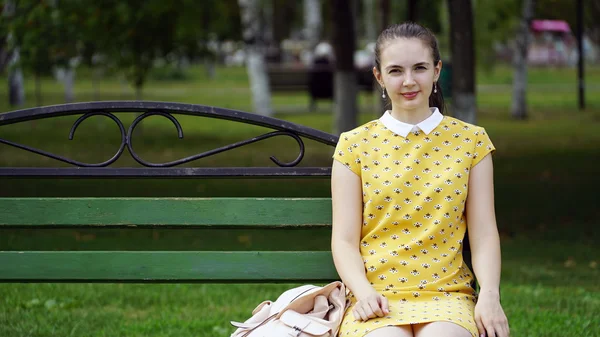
0;101;339;178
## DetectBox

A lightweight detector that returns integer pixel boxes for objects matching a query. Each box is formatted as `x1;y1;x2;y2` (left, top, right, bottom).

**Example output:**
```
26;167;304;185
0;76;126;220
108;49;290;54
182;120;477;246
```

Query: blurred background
0;1;599;336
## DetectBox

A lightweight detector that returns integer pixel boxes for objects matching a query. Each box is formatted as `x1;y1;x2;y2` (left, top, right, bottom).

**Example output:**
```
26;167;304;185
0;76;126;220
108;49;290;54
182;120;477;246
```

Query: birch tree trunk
238;0;273;117
304;0;322;52
63;66;75;103
511;0;535;120
331;0;358;135
448;0;476;124
8;49;25;107
35;73;42;107
5;0;25;107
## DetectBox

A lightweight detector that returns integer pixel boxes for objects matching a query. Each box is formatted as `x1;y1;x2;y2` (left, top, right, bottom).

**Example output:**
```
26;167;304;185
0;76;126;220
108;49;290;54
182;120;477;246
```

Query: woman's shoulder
339;119;382;141
440;116;487;134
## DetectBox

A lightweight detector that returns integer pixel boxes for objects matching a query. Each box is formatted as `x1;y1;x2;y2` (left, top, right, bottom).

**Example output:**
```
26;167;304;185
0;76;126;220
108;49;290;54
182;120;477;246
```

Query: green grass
1;64;599;336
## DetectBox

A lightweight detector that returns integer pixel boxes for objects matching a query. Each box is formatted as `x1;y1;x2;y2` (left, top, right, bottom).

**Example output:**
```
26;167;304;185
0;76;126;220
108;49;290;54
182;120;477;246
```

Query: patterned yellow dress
333;108;495;337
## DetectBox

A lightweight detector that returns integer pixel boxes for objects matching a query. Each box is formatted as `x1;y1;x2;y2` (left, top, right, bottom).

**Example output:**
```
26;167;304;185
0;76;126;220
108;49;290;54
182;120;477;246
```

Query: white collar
379;107;443;137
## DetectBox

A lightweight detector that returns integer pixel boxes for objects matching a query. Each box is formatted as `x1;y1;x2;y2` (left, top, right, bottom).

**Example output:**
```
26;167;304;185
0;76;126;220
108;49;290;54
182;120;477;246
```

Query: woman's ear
373;66;384;87
434;60;443;82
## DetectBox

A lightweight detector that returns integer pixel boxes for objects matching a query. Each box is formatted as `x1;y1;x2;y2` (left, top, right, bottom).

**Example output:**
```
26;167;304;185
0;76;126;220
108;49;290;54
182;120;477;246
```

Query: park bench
268;65;376;111
267;65;375;93
0;101;339;284
0;101;471;286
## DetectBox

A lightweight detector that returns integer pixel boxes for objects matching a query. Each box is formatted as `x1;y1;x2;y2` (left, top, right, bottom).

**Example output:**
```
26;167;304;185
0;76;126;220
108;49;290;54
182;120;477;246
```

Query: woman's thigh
413;321;473;337
364;325;413;337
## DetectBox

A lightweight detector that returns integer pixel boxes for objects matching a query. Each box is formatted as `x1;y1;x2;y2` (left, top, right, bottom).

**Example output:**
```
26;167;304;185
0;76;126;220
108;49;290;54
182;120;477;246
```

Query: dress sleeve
332;132;361;176
471;127;496;168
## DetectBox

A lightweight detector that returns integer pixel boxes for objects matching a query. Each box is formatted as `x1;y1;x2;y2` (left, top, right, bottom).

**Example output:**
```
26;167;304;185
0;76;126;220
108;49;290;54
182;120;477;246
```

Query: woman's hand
352;289;389;322
474;290;509;337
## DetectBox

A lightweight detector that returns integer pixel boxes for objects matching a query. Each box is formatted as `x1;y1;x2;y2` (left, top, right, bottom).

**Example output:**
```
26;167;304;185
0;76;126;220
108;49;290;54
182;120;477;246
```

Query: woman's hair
374;22;446;114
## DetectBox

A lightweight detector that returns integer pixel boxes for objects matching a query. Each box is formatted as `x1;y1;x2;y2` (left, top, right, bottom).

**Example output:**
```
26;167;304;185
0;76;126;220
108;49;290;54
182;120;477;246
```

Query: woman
331;22;509;337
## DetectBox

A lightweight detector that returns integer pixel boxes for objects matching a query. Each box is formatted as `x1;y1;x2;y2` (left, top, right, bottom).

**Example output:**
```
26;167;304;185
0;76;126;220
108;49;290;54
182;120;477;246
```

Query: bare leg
365;325;413;337
413;321;473;337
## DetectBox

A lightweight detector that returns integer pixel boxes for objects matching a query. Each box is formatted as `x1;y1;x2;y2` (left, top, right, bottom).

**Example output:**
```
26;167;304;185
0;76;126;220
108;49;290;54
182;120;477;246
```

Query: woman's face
374;38;441;112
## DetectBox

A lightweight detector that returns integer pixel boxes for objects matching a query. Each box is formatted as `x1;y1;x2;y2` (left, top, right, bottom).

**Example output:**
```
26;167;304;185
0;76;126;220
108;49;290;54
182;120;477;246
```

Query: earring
434;83;437;93
382;88;386;99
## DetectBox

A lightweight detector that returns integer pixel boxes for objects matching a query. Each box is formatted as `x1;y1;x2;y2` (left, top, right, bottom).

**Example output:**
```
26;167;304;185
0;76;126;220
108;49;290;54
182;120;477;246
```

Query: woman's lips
401;91;419;99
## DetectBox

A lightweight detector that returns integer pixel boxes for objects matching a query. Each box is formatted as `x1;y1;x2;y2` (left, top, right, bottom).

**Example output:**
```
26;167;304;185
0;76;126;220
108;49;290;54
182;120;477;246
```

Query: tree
304;0;322;53
7;0;77;106
238;0;273;116
272;0;298;62
448;0;476;124
101;1;183;100
2;0;25;107
511;0;535;120
379;0;390;32
363;0;376;42
408;0;418;22
473;0;520;72
331;0;358;135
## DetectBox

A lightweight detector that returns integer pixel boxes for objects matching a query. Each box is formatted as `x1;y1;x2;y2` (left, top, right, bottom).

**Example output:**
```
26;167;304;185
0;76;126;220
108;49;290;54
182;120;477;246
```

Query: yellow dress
332;113;495;337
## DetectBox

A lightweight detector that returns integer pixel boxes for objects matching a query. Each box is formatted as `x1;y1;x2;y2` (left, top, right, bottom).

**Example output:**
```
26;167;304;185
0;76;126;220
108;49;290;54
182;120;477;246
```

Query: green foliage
3;0;244;93
473;0;521;71
7;0;80;75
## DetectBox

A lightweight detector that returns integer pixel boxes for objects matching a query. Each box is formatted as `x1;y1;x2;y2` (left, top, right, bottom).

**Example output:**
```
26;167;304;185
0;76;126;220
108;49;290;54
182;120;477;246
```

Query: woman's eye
416;66;427;70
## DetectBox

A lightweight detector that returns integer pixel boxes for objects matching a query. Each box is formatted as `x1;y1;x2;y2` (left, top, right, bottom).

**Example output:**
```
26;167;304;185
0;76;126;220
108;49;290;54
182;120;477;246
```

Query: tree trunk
238;0;273;117
8;48;25;107
135;85;143;100
364;0;376;42
364;0;379;115
511;0;535;120
448;0;476;124
63;67;75;103
5;1;25;107
376;0;390;115
204;58;216;79
331;0;358;135
92;68;100;100
304;0;322;52
379;0;390;31
407;0;418;22
35;73;42;107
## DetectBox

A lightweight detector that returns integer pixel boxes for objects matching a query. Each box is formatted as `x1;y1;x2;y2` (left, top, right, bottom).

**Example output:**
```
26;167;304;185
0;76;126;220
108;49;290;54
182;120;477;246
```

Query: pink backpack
230;281;348;337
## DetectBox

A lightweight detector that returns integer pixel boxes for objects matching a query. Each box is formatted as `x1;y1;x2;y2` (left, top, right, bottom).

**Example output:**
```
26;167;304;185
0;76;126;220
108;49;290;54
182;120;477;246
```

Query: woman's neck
389;105;433;125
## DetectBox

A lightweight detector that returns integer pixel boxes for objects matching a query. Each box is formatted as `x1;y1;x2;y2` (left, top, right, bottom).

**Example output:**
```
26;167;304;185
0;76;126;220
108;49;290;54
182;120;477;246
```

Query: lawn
0;64;599;337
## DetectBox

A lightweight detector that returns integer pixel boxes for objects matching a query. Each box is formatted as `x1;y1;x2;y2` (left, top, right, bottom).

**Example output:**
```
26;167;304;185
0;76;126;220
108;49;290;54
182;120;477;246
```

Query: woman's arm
331;160;388;320
466;154;509;337
466;154;501;296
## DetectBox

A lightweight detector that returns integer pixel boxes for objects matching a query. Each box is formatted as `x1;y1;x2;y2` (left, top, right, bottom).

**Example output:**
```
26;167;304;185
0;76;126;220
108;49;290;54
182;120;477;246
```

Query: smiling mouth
401;91;419;98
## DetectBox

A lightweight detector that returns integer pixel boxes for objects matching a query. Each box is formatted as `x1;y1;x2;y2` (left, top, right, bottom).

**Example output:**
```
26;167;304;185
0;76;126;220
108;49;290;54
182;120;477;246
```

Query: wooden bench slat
0;198;332;226
0;251;338;283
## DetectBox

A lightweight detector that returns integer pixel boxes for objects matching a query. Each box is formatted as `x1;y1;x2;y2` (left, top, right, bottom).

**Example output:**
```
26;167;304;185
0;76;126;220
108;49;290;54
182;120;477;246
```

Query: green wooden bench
0;101;339;284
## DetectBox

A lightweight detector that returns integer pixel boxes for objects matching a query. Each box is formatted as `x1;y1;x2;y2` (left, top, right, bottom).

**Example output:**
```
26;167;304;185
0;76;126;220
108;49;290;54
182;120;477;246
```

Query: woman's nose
403;72;416;86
